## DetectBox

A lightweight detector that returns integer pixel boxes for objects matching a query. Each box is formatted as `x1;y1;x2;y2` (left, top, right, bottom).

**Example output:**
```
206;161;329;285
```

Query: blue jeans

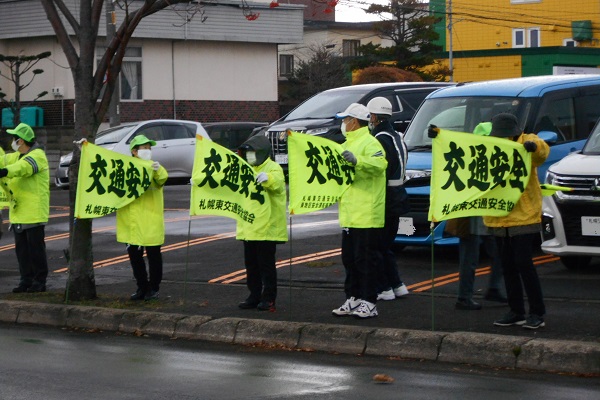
457;234;503;300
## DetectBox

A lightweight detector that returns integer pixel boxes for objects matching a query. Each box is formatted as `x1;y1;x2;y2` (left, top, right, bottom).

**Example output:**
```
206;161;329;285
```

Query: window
97;46;143;101
279;54;293;77
512;28;540;48
563;38;577;47
342;40;360;57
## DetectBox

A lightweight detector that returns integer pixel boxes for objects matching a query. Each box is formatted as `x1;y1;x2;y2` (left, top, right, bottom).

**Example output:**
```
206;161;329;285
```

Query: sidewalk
1;275;599;375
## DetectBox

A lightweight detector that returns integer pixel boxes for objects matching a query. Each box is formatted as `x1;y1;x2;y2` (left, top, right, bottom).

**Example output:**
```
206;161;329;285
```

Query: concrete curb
1;300;598;375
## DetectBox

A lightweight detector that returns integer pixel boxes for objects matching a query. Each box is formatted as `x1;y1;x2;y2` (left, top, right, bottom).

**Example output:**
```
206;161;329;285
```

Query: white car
541;120;600;269
55;119;210;188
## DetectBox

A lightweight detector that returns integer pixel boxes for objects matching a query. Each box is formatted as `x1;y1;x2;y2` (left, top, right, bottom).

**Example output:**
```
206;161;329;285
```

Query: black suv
259;82;454;170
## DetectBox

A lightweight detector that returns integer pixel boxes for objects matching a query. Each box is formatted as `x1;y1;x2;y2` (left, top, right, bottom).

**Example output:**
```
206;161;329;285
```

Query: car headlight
305;127;331;136
545;170;555;184
405;169;432;181
59;153;73;165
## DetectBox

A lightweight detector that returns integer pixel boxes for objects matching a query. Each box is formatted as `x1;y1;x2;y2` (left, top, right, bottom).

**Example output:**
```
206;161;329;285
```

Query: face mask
368;122;375;132
246;151;257;166
341;122;348;137
11;139;20;152
137;149;152;160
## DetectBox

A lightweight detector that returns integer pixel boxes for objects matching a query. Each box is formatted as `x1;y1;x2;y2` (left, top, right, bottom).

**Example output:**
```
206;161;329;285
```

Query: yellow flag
190;136;270;224
75;142;154;218
0;147;9;209
429;129;532;222
287;131;354;215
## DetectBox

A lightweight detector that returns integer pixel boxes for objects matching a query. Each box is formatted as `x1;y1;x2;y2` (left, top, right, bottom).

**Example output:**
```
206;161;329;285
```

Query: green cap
473;122;492;136
7;122;35;142
129;134;156;151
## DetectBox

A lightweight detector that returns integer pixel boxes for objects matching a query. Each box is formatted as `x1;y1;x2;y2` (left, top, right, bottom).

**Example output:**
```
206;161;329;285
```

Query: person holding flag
332;103;387;319
366;97;411;302
236;135;287;312
0;123;50;293
484;113;549;329
117;135;168;301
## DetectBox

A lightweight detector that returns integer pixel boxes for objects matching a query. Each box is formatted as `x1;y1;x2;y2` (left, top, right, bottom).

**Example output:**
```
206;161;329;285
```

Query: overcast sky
335;0;386;23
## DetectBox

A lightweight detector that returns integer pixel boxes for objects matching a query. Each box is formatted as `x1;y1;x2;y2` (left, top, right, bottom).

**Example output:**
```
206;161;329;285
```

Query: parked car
397;74;600;248
54;119;210;189
258;82;455;171
541;118;600;270
202;121;267;151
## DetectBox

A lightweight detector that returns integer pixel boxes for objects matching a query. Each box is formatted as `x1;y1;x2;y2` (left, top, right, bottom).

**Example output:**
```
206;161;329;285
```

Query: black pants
495;233;545;316
14;225;48;288
377;216;403;293
127;245;163;293
243;241;277;303
341;228;381;304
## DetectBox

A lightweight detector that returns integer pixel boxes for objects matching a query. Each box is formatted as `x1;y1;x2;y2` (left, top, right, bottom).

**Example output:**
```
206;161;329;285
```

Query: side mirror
537;130;558;145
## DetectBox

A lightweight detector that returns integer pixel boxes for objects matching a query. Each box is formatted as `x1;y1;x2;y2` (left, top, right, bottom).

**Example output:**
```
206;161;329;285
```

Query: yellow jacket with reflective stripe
2;146;50;224
483;133;549;228
236;158;288;242
116;165;168;246
339;126;387;228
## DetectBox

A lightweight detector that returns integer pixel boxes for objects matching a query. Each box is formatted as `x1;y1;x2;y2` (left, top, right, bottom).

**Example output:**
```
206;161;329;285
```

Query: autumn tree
0;52;51;126
353;65;422;85
40;0;212;300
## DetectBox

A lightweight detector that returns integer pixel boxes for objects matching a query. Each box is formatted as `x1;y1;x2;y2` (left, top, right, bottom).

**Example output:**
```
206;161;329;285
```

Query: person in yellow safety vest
331;103;387;319
236;134;287;312
116;135;168;301
0;123;50;293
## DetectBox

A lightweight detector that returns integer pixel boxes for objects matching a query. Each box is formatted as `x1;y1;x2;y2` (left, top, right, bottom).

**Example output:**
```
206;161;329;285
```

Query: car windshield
95;124;137;145
283;88;373;121
582;121;600;155
404;97;525;149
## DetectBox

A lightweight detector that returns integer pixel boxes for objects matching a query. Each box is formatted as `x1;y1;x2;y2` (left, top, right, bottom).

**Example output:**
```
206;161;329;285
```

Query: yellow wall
451;55;523;82
450;0;600;51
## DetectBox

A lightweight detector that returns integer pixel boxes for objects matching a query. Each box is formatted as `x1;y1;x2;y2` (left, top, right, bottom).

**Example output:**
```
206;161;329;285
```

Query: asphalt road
2;325;599;400
1;184;599;342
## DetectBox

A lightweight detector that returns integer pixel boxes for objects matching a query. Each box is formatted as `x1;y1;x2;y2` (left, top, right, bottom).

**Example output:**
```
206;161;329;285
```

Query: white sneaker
393;284;409;298
377;289;395;301
332;297;361;316
352;300;378;319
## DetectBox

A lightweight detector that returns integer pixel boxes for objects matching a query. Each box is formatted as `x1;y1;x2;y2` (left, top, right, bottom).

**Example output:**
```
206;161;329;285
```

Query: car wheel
560;256;592;270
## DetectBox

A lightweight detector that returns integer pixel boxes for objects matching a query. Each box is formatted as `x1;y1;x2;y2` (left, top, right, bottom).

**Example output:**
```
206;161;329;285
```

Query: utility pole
448;0;454;82
106;1;120;127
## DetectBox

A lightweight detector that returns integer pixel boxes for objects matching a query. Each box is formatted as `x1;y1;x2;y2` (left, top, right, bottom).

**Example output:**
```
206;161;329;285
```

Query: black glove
427;124;439;139
523;141;537;152
0;168;8;178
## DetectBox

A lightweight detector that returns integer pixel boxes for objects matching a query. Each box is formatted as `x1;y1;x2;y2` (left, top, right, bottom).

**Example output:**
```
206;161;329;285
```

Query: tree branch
40;0;79;68
54;0;81;36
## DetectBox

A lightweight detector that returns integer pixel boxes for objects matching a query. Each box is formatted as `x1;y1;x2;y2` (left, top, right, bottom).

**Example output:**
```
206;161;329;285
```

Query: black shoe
493;311;526;327
12;285;30;293
455;298;482;310
144;290;159;301
130;290;146;301
484;289;508;303
257;301;276;312
26;284;46;293
523;314;545;330
238;299;259;309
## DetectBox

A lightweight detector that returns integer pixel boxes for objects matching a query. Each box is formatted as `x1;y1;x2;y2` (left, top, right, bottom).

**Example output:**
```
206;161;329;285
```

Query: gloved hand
342;150;357;165
427;124;439;139
0;168;7;178
256;172;268;184
73;138;87;149
523;141;537;152
151;161;161;171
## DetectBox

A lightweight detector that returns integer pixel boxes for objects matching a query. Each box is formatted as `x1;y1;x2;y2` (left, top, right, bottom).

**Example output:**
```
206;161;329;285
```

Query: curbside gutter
1;300;598;375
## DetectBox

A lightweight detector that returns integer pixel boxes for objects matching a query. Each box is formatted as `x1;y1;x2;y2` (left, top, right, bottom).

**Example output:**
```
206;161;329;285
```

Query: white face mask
368;122;375;132
11;139;20;152
246;151;257;166
137;149;152;160
341;122;348;137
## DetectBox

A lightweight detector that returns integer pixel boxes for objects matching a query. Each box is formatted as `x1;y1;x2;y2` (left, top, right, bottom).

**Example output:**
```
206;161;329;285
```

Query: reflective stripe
24;156;39;174
387;179;403;187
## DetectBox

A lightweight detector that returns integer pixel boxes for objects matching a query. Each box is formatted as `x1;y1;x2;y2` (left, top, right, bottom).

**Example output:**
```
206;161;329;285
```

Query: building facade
430;0;600;81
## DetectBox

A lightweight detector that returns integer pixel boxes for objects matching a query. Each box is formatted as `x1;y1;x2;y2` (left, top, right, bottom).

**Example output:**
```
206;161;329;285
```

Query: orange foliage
353;66;423;84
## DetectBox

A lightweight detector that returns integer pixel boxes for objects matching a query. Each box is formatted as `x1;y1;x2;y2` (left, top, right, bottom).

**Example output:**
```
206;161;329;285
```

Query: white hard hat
336;103;371;121
366;97;393;116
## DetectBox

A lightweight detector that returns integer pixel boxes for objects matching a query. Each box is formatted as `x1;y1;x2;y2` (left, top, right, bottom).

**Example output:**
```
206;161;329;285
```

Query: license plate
275;154;288;165
581;216;600;236
397;217;416;236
